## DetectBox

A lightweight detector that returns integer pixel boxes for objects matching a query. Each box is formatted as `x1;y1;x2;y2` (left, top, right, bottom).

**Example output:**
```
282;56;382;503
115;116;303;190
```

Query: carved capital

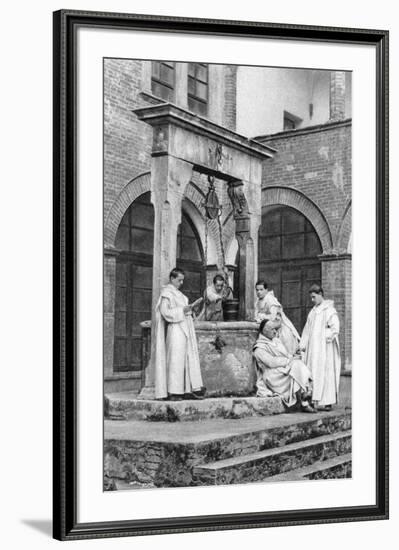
228;180;249;218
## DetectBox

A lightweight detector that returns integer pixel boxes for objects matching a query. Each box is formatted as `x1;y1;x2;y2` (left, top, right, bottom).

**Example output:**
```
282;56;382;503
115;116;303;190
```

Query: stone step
104;409;351;487
105;393;285;422
192;430;351;486
109;453;352;490
265;453;352;482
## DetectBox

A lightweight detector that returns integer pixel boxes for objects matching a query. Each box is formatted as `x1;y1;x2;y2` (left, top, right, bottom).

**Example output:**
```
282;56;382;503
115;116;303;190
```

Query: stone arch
104;172;151;248
337;200;352;253
261;186;334;253
105;174;224;267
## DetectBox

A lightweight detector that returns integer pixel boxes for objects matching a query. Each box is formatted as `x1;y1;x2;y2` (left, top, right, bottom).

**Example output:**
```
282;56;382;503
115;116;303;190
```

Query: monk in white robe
300;284;341;410
254;280;300;355
197;274;233;322
253;319;314;410
152;268;204;400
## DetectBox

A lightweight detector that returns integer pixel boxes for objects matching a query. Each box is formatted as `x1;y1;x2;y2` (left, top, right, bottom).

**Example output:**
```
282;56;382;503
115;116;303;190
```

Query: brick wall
330;72;346;122
223;65;237;131
104;59;153;224
258;120;351;250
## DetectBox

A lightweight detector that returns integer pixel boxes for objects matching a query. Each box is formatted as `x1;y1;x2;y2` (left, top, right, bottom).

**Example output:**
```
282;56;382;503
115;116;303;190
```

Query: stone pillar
235;219;251;320
140;154;194;397
320;253;352;370
329;71;346;121
104;247;119;379
228;180;261;320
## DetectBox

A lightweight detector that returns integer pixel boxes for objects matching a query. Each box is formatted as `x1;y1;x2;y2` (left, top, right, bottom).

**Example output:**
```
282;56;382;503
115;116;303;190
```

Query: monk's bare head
169;267;185;289
259;319;280;340
255;280;268;299
309;284;324;306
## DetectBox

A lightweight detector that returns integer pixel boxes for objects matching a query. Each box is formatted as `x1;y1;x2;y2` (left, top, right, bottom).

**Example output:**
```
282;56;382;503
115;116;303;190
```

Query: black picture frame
53;9;389;541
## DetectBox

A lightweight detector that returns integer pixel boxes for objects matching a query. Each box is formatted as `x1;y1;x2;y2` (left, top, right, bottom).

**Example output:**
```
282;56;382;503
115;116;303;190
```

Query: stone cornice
133;103;276;160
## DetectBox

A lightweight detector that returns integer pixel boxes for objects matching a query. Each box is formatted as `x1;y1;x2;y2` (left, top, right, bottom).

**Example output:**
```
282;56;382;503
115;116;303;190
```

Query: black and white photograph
1;0;394;545
103;59;353;491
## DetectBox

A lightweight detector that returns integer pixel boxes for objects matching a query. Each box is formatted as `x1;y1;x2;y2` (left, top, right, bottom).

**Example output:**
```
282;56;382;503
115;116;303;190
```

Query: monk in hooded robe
152;268;204;400
254;280;300;355
300;284;341;410
253;319;314;410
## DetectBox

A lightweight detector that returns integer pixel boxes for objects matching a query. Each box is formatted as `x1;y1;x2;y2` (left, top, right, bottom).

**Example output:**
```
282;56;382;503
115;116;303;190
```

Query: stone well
141;320;259;397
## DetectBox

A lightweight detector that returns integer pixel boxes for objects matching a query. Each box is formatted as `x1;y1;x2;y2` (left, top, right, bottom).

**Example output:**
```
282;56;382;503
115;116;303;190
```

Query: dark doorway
258;205;322;332
113;192;204;373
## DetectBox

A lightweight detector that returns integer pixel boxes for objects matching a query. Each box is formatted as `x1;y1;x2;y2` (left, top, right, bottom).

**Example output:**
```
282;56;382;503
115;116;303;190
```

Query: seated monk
253;319;315;412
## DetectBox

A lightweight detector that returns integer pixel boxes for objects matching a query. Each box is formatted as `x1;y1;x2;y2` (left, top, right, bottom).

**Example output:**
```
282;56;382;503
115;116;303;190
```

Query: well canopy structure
132;103;275;394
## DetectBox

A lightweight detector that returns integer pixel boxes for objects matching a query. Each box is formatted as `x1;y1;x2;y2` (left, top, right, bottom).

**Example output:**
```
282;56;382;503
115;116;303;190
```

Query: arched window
113;192;204;373
258;205;322;331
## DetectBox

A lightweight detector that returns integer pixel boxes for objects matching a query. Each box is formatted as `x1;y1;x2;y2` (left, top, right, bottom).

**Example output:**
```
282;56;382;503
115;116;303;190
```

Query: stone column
228;180;261;320
329;71;346;121
104;247;119;380
139;154;194;397
235;219;251;320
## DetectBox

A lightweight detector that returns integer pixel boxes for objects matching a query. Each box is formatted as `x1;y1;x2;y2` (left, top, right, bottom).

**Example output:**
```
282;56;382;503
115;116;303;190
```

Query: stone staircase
192;430;351;485
104;403;351;489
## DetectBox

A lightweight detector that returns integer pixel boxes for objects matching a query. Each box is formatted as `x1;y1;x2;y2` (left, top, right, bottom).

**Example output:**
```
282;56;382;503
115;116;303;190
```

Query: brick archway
261;186;333;253
104;172;151;249
105;174;223;266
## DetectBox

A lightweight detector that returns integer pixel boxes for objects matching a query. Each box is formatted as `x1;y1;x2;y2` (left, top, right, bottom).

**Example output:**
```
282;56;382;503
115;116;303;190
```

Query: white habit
300;299;341;406
152;283;203;399
255;290;300;354
253;335;312;407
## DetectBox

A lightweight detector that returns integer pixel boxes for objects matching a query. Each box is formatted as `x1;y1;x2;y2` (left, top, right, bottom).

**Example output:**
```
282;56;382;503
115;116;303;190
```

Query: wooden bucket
222;299;239;321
